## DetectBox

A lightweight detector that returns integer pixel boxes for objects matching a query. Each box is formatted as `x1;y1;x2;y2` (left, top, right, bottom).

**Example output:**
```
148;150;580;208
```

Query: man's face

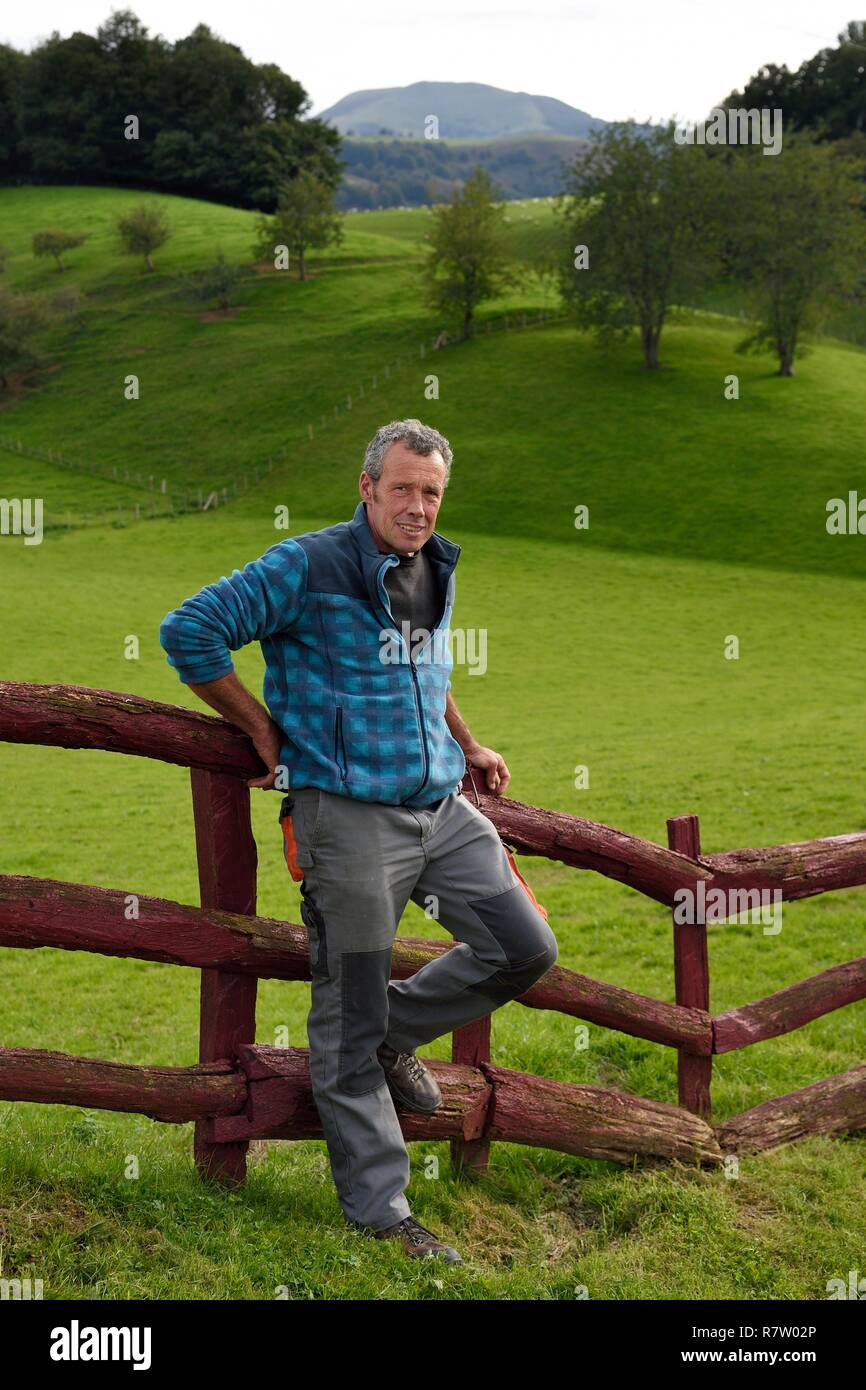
359;442;447;556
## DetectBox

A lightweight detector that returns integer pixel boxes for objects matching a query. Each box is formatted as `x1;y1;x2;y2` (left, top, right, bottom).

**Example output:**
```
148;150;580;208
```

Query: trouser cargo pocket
279;796;315;883
338;948;392;1095
300;892;329;978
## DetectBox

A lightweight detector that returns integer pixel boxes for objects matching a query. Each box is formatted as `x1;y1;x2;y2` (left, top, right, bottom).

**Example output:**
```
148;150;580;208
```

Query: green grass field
0;185;864;1300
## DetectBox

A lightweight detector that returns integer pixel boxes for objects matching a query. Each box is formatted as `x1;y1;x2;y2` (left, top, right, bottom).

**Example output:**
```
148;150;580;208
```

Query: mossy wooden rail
1;681;865;1186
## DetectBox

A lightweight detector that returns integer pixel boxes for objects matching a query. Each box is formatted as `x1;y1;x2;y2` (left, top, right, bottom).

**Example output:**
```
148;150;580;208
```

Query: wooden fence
1;680;865;1186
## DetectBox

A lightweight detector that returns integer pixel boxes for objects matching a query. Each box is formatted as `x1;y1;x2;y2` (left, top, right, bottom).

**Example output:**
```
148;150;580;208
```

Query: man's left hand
465;745;511;796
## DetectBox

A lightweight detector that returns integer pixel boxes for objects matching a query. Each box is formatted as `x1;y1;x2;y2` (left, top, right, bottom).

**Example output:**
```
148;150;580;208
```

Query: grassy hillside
1;187;863;575
0;186;864;1299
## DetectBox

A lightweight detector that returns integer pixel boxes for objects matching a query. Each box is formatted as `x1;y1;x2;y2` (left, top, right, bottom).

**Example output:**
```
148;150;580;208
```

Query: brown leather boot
370;1215;463;1264
376;1041;442;1113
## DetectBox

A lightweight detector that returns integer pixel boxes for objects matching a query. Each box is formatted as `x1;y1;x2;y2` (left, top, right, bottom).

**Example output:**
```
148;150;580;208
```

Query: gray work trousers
282;784;558;1231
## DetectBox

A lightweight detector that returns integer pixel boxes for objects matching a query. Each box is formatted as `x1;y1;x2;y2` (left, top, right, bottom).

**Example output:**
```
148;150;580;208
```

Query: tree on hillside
116;203;172;272
724;22;866;143
0;288;48;389
726;138;866;377
0;43;24;173
177;252;244;315
252;170;344;280
32;228;90;272
555;120;722;368
148;26;341;207
420;166;517;341
0;283;84;391
5;12;340;209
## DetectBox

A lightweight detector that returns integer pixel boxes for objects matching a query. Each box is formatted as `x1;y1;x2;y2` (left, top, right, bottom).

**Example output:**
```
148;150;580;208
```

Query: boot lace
403;1052;428;1083
400;1216;439;1247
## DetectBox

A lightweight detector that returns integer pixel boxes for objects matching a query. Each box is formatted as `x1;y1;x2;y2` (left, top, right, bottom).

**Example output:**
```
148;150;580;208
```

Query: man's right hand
247;718;284;790
187;674;285;791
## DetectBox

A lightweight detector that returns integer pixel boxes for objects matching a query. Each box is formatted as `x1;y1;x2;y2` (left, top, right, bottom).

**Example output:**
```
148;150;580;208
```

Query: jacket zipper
403;657;430;802
407;571;452;664
401;581;454;802
375;555;432;804
334;704;347;781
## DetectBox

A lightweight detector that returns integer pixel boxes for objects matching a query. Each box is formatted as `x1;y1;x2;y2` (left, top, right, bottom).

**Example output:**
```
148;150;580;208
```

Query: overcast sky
1;2;860;123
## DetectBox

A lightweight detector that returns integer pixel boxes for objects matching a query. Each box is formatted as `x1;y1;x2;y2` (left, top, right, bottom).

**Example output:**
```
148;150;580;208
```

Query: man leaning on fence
158;418;558;1266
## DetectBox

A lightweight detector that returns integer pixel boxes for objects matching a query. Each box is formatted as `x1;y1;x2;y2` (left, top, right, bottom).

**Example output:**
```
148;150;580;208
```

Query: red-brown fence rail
1;680;865;1185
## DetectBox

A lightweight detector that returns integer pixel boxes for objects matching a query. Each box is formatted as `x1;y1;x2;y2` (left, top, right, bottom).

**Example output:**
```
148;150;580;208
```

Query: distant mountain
317;81;606;140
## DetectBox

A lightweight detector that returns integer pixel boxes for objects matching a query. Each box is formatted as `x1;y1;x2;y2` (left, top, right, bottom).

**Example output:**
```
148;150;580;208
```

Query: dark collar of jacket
347;499;461;622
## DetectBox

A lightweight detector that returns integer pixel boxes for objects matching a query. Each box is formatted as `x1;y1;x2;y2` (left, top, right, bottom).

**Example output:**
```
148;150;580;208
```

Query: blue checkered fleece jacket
159;500;467;807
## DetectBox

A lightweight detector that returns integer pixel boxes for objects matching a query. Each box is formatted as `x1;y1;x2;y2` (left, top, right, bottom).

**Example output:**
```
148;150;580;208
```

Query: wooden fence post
190;769;258;1186
450;1016;491;1176
667;814;712;1118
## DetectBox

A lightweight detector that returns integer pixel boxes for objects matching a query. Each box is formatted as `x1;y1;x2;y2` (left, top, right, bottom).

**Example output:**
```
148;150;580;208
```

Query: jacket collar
348;499;460;630
348;499;461;568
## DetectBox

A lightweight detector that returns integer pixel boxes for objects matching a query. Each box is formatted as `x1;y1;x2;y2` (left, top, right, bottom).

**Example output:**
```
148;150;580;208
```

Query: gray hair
362;418;453;487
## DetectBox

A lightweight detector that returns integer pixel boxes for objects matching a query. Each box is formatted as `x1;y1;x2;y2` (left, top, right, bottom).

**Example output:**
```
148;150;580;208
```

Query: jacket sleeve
159;539;308;685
